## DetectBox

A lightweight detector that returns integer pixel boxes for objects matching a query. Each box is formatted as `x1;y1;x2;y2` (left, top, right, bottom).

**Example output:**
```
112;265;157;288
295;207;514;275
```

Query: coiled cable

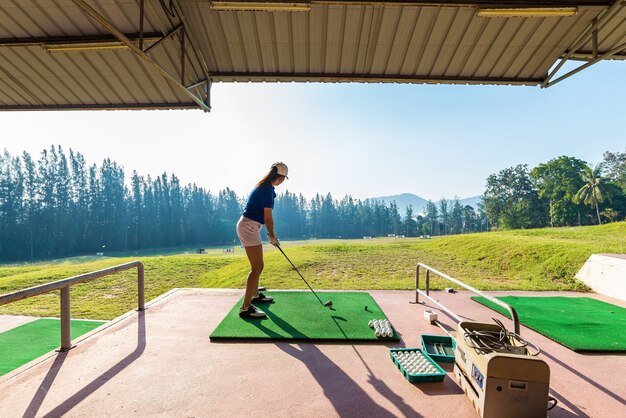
462;317;541;356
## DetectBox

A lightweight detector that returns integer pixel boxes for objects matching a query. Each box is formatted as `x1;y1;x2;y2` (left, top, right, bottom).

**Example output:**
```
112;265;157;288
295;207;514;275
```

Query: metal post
180;30;186;85
0;261;145;352
139;0;144;50
171;0;212;86
415;265;420;303
60;286;72;351
415;262;521;335
592;18;598;59
205;79;211;110
138;263;145;311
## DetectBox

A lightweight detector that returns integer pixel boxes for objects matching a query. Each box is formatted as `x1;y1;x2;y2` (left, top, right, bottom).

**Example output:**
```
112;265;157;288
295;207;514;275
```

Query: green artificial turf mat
471;296;626;352
210;291;399;341
0;318;106;376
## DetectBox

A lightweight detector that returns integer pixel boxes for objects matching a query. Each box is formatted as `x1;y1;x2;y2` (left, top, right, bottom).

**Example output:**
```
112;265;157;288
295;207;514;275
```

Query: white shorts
236;216;263;247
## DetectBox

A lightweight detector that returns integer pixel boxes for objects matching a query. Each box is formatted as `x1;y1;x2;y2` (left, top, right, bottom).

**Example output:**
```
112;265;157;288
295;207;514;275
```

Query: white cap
272;162;288;178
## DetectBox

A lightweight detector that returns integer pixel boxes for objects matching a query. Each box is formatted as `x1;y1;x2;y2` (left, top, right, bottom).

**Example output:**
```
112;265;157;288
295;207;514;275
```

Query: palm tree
574;164;609;225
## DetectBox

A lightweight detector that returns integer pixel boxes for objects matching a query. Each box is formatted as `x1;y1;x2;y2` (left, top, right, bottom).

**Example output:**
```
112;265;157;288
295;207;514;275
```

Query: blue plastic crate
389;347;446;383
421;334;456;363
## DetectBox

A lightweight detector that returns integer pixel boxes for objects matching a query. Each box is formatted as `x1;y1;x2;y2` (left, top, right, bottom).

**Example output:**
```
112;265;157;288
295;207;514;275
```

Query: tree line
275;192;487;240
0;146;247;261
482;152;626;229
0;146;485;261
1;146;623;262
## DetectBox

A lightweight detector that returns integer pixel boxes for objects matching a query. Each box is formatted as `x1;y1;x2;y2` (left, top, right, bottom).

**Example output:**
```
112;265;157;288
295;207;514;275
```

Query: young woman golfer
236;162;288;319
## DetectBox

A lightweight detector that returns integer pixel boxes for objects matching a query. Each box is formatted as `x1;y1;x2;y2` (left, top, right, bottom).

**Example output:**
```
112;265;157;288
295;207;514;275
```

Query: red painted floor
0;288;624;417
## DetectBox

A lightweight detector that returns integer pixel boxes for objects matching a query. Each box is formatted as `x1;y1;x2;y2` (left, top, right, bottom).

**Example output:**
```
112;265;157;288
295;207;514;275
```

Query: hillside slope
1;222;624;319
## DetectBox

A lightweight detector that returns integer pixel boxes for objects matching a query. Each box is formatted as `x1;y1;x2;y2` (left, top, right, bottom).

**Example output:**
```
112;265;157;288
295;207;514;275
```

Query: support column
138;263;145;311
60;285;72;351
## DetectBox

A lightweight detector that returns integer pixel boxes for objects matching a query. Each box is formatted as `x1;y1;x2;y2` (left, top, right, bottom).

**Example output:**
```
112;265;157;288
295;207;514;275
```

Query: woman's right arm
264;208;279;245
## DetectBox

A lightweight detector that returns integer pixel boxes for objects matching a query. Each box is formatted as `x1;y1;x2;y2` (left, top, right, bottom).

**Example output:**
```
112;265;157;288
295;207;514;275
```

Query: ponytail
256;166;281;187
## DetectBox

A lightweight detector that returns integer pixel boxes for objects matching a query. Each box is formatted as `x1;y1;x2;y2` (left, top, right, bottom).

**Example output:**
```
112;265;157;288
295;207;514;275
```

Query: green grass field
1;222;624;320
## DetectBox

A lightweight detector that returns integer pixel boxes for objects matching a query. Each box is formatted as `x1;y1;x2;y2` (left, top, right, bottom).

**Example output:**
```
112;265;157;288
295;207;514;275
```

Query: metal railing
413;262;520;335
0;261;145;351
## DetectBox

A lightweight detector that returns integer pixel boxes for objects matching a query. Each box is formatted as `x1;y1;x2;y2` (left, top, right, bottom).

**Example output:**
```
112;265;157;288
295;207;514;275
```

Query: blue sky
1;60;624;201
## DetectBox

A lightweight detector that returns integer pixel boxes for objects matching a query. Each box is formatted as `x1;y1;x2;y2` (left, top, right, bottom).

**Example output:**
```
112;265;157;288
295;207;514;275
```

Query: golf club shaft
276;245;327;307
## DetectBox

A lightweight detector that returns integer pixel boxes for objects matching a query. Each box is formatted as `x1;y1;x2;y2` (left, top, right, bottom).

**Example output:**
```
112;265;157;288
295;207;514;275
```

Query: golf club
276;244;333;308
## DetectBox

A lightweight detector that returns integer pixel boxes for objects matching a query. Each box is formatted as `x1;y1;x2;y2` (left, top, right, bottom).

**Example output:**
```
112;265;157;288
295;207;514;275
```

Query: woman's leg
242;244;264;309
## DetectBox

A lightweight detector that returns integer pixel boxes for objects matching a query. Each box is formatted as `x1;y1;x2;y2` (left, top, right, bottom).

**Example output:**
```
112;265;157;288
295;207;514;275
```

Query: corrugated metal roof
0;0;208;110
0;0;624;111
186;3;612;84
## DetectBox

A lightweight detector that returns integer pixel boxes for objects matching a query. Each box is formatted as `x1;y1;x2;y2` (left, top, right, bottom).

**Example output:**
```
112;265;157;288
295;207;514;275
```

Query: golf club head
324;300;333;307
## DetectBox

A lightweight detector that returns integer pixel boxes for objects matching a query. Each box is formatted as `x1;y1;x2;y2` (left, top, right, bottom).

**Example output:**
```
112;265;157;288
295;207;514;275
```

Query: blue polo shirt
243;184;276;224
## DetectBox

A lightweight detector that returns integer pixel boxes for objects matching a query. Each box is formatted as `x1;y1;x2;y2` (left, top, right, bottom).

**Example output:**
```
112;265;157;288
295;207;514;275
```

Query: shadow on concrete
541;349;626;408
431;320;456;335
25;311;146;418
547;388;591;418
264;307;423;417
22;351;69;418
279;342;423;418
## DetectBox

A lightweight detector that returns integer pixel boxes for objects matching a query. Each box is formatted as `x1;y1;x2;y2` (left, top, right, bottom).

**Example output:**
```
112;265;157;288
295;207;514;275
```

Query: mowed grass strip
1;222;624;320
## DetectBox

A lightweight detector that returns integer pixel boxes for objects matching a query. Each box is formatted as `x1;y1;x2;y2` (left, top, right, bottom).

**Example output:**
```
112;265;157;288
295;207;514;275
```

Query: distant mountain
457;195;483;210
367;193;429;213
368;193;482;213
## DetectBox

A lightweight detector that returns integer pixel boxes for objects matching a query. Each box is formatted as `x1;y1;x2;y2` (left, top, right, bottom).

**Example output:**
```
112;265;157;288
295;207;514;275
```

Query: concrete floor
0;288;625;418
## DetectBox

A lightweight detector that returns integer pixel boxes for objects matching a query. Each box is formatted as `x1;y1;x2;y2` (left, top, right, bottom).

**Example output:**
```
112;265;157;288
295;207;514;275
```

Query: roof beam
210;0;613;7
144;24;183;53
0;33;163;48
566;50;626;60
171;1;212;89
209;72;543;85
71;0;210;112
545;40;626;87
0;103;198;111
542;0;624;87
